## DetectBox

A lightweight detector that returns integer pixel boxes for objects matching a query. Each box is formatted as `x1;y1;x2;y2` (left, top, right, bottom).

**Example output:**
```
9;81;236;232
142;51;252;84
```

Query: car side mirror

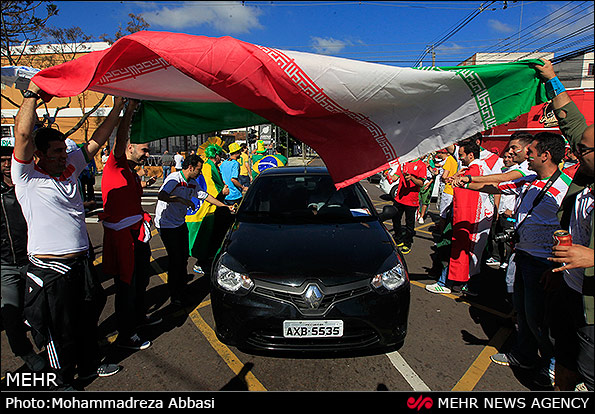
378;205;397;221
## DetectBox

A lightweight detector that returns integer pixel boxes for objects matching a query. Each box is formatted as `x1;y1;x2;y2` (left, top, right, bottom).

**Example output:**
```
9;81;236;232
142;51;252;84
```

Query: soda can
553;230;572;247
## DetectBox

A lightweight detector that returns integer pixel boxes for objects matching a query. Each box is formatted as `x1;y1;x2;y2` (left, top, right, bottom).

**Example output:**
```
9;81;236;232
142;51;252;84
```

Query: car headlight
371;263;407;291
216;263;254;293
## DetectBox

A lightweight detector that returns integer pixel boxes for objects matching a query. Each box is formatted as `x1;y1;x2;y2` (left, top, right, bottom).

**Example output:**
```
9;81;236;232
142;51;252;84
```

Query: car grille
253;280;371;316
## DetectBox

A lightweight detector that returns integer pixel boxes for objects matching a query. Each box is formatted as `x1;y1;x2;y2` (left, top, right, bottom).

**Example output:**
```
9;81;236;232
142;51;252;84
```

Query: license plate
283;320;343;338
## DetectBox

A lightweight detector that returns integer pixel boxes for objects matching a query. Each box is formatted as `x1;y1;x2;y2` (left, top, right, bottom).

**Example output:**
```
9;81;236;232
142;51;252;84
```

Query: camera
494;228;518;244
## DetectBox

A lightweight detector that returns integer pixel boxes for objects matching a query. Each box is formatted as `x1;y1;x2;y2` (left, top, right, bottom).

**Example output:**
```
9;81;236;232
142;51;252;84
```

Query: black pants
392;202;416;247
113;239;150;340
159;224;190;301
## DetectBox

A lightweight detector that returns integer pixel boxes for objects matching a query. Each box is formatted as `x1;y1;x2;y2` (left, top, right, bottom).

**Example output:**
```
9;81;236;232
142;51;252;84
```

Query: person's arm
205;194;235;212
463;181;502;194
113;99;139;158
84;96;125;159
13;82;44;162
535;59;587;146
404;173;424;187
158;190;195;208
454;169;523;187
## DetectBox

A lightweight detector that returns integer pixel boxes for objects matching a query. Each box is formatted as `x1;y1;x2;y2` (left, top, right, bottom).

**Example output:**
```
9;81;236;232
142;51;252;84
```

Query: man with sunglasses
536;60;594;391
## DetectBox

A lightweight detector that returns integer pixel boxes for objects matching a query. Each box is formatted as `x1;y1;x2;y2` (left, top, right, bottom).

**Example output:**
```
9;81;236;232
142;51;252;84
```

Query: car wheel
389;185;398;200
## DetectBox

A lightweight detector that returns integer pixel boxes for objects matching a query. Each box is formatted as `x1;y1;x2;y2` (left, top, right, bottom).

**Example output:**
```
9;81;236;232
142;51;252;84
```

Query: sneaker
79;364;121;380
117;334;152;350
418;216;424;224
490;352;534;370
533;366;554;388
425;283;452;294
485;257;500;268
21;352;46;372
193;265;204;274
400;245;411;255
97;363;121;377
499;262;508;270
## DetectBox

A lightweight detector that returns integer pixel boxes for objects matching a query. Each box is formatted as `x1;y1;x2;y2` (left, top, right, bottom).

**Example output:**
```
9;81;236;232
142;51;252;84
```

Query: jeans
162;166;171;179
392;202;416;247
158;224;190;301
511;250;554;367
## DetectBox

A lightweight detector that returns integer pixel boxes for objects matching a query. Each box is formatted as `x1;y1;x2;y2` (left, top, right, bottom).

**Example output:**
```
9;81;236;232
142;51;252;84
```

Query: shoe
79;364;121;380
461;285;478;297
97;363;121;377
400;245;411;254
193;265;204;274
117;334;152;350
139;314;162;327
533;366;555;388
485;257;500;268
418;216;424;224
490;352;534;369
396;241;405;247
425;283;451;294
21;352;46;372
499;262;508;270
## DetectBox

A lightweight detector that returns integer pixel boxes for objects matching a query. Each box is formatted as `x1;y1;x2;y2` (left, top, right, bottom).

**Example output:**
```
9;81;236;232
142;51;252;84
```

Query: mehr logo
5;372;58;388
407;395;434;410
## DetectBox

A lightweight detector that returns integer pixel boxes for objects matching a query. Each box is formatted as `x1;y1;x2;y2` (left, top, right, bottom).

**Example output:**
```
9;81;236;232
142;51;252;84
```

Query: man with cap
221;142;248;206
251;140;267;180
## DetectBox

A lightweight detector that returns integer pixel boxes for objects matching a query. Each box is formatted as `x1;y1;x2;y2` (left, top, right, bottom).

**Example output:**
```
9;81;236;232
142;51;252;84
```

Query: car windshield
238;174;376;223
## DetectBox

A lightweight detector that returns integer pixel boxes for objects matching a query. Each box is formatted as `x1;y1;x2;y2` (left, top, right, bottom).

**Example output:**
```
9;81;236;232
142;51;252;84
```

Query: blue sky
44;1;594;67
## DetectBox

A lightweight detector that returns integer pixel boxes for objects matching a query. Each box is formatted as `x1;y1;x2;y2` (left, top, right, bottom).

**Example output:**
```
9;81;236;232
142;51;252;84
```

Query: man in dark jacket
1;139;45;372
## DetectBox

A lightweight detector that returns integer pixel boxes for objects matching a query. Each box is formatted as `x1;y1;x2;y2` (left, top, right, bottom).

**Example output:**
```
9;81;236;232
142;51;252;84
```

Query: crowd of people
1;87;288;389
1;59;592;393
387;60;593;391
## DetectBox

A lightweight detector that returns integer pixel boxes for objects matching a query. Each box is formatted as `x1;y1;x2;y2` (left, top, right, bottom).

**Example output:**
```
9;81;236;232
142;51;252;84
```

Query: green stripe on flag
439;59;548;131
130;101;269;143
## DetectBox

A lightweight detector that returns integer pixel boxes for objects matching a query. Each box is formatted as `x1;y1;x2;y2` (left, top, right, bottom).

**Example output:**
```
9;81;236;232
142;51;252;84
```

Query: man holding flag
187;145;229;275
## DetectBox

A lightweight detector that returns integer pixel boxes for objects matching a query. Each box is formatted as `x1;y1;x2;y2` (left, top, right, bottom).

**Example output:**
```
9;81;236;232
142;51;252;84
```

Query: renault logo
303;284;324;309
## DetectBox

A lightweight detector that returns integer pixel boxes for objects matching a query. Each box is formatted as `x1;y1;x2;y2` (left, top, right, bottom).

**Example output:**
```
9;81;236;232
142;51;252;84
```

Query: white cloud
140;2;262;34
487;19;515;34
310;37;351;55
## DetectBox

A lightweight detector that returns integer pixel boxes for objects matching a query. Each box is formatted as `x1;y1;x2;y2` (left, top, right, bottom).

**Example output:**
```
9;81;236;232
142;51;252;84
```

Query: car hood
221;220;399;285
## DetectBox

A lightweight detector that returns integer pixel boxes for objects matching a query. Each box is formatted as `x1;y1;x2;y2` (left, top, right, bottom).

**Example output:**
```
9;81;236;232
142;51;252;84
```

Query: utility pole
431;45;436;66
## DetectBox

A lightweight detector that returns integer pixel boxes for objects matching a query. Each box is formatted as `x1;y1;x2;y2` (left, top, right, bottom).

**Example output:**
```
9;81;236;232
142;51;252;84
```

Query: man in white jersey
462;132;571;387
12;82;125;389
155;154;233;305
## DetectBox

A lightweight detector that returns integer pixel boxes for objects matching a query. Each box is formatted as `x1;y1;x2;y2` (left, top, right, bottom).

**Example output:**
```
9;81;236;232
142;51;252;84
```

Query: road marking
386;351;431;391
150;258;267;391
451;327;512;391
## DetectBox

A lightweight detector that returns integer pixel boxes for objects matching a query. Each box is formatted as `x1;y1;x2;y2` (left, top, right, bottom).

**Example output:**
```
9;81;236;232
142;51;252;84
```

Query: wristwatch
22;90;41;99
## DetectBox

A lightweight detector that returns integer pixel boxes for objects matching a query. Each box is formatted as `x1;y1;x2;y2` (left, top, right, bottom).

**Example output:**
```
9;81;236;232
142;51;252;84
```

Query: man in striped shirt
462;132;570;387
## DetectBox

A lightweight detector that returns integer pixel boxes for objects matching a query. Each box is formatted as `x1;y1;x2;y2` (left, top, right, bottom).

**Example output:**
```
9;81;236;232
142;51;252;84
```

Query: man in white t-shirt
174;151;184;171
12;82;125;389
155;154;233;305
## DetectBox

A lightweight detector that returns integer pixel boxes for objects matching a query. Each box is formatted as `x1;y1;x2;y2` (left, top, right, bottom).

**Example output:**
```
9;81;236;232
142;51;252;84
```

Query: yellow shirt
239;152;249;176
442;155;458;195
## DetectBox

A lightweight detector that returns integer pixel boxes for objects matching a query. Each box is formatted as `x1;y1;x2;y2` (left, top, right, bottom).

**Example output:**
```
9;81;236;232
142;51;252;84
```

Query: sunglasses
573;143;595;157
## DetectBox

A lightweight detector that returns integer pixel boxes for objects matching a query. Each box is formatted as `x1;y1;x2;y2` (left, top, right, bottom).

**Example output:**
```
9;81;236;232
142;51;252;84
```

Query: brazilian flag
186;159;225;263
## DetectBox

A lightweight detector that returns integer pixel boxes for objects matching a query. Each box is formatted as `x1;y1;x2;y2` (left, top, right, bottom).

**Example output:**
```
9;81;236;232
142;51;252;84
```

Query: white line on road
386;351;431;391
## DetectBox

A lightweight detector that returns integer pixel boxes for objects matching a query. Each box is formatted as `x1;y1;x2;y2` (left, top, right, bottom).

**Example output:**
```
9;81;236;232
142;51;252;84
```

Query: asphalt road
1;157;556;394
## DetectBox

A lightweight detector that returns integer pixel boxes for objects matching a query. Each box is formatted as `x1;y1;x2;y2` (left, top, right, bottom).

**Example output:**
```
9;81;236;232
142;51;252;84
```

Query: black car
210;167;410;353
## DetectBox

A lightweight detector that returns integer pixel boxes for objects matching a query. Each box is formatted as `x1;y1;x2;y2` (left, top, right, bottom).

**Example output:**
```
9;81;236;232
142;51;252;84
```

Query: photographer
536;59;594;391
460;132;571;387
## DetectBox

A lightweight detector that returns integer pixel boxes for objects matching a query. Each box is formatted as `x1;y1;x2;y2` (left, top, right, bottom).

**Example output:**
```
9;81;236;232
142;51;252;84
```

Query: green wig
205;144;223;159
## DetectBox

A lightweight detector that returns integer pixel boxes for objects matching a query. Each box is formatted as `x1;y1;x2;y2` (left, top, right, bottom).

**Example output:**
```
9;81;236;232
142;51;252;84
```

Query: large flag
30;31;547;188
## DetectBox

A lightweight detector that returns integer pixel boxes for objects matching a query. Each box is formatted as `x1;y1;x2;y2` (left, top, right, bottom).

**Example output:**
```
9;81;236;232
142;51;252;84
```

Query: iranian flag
31;31;547;188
